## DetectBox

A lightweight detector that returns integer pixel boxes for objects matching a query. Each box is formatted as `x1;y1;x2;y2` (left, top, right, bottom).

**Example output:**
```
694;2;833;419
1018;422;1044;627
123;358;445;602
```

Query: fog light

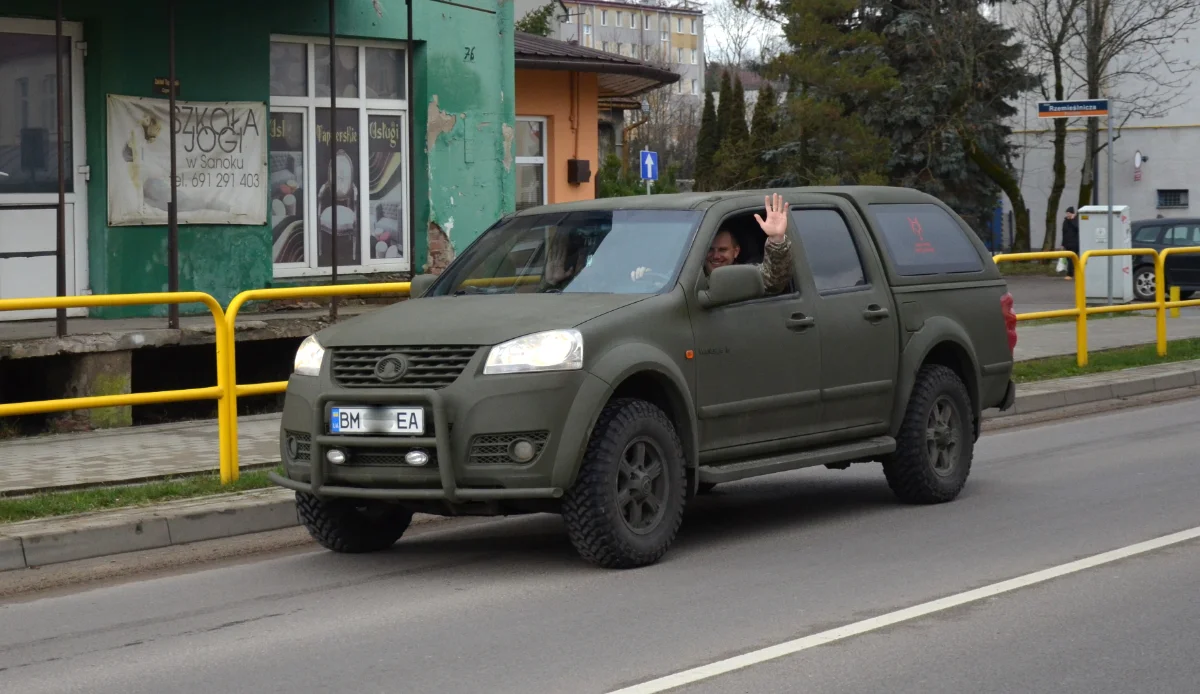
510;439;536;463
405;449;430;466
326;449;347;465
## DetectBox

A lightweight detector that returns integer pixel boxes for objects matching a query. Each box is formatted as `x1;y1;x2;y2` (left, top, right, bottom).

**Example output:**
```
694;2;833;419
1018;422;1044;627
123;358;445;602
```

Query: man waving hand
632;193;794;295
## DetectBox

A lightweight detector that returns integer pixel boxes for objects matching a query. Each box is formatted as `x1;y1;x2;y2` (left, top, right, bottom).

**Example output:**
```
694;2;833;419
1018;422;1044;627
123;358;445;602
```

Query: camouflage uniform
757;236;794;294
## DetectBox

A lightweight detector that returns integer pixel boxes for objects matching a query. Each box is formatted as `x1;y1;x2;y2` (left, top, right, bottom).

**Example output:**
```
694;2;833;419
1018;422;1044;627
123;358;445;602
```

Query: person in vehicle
630;193;794;294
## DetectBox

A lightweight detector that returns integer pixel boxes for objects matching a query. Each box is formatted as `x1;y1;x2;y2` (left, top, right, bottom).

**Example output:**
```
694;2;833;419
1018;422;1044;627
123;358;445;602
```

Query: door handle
862;305;890;322
786;313;816;331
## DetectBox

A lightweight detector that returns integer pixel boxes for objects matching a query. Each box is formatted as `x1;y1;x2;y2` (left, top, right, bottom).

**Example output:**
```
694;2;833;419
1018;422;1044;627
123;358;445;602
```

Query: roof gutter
514;56;680;85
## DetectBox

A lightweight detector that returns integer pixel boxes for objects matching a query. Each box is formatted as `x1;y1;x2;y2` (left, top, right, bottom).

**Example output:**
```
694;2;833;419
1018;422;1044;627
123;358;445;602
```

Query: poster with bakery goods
315;107;361;267
367;115;406;261
107;94;268;226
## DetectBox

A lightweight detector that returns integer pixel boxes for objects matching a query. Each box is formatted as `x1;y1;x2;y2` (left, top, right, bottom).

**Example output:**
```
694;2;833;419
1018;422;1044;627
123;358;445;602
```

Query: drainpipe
55;0;66;335
406;0;415;277
329;0;338;320
167;0;180;329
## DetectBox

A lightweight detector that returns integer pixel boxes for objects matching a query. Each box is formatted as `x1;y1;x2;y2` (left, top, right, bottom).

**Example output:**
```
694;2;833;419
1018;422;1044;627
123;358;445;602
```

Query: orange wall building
514;32;678;209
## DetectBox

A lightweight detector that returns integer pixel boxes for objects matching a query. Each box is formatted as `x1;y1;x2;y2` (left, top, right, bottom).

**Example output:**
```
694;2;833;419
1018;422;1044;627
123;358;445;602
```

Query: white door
0;18;88;321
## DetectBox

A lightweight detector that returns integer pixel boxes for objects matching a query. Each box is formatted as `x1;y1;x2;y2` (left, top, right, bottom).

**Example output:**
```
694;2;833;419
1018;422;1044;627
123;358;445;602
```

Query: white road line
608;524;1200;694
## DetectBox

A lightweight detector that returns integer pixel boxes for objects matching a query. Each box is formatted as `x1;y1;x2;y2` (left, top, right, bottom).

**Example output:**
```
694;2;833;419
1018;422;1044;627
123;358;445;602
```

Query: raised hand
754;193;788;241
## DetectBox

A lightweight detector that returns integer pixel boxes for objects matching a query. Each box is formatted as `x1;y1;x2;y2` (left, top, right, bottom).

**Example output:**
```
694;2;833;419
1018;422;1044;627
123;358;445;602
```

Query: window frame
514;116;549;212
269;34;412;278
1157;189;1190;210
601;9;608;25
691;209;803;308
790;206;873;297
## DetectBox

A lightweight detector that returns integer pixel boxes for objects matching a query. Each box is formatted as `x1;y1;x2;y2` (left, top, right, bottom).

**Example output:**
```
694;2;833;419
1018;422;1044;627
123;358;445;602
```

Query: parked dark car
1131;218;1200;302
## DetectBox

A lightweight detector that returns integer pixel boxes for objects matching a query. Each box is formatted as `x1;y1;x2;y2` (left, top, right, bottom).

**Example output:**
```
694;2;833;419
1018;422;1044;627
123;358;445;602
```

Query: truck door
788;198;899;438
687;203;824;453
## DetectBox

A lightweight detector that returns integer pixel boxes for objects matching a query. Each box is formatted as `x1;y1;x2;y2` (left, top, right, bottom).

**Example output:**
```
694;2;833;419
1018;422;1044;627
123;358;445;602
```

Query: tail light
1001;292;1018;352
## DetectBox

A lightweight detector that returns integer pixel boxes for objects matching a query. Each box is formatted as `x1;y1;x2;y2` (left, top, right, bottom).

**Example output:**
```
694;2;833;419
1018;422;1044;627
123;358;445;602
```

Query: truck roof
513;186;949;216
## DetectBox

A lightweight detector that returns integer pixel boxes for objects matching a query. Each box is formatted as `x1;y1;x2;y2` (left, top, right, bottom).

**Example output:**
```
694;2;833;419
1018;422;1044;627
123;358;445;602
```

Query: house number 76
464;46;475;61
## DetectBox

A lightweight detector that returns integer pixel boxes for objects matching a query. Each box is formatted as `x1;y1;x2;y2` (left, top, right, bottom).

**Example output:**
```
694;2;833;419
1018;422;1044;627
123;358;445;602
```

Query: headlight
294;335;326;376
484;329;583;375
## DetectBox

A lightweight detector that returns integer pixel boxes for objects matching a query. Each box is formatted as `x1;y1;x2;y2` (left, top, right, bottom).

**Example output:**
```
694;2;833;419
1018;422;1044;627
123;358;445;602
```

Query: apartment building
516;0;705;99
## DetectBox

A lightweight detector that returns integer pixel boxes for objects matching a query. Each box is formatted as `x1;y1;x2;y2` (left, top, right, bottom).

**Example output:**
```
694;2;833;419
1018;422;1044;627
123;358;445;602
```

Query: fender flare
554;342;699;490
890;318;982;438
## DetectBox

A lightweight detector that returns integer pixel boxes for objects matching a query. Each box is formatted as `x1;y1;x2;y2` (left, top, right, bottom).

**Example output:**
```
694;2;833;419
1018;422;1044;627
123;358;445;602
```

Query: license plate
329;407;425;435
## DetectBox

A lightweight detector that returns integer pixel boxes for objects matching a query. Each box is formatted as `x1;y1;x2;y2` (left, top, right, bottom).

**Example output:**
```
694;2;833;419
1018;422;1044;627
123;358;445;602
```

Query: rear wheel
562;398;687;569
1133;265;1156;302
883;364;974;504
296;493;413;553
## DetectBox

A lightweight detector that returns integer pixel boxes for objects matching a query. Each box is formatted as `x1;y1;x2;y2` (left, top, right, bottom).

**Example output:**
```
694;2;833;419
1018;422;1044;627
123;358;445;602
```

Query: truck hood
315;293;648;347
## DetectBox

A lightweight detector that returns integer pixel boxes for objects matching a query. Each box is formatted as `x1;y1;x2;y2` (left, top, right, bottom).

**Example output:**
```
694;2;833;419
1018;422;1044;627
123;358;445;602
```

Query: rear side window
791;209;866;293
868;203;984;276
1133;225;1162;244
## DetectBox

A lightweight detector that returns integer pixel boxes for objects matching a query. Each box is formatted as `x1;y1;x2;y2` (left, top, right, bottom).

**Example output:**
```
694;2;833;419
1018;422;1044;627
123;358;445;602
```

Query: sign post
1038;98;1115;305
640;148;658;196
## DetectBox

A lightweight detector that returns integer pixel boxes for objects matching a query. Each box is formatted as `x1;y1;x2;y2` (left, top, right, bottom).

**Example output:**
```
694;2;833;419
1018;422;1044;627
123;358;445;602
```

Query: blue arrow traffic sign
640;150;659;181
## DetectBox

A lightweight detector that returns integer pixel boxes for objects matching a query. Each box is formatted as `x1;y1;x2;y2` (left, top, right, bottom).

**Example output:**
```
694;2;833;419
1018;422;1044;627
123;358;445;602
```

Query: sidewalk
2;316;1199;496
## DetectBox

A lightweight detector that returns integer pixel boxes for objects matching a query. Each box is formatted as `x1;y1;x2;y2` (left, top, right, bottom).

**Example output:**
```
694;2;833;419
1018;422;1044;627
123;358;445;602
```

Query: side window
791;209;867;293
1133;225;1162;244
1164;225;1200;246
867;203;984;276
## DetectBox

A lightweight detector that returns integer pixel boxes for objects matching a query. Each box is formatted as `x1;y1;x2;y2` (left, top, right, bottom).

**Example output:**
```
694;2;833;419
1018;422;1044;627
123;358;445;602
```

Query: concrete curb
0;487;445;572
986;360;1200;419
4;359;1200;573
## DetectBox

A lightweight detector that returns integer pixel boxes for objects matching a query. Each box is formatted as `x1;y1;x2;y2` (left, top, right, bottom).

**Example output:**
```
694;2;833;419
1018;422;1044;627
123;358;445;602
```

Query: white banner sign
107;94;267;226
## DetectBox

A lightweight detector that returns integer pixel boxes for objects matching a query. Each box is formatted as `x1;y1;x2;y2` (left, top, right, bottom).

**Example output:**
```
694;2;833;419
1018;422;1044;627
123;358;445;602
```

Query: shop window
269;37;410;277
0;31;72;195
514;117;547;212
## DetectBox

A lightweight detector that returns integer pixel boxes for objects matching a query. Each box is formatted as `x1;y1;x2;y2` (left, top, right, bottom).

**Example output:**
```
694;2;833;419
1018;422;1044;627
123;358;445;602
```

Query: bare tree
1068;0;1200;207
1014;0;1087;251
705;0;772;68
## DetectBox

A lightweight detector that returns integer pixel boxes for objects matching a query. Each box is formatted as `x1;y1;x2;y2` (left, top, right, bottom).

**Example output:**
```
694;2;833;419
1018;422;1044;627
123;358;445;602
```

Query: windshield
427;209;704;296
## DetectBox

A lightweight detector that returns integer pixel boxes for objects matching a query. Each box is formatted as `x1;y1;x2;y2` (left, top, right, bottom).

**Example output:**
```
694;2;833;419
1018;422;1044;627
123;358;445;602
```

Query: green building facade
0;0;515;319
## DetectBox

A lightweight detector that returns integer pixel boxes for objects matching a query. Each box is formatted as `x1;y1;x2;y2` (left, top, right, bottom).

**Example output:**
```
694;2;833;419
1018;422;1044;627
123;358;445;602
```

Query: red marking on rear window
909;217;936;254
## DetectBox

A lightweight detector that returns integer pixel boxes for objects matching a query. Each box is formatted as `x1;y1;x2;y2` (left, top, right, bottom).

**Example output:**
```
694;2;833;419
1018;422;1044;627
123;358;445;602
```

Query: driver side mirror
698;265;765;309
409;273;437;298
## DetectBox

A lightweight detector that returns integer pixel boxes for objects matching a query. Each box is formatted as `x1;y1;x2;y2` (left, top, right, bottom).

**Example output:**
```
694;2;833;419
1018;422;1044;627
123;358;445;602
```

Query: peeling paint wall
412;0;516;274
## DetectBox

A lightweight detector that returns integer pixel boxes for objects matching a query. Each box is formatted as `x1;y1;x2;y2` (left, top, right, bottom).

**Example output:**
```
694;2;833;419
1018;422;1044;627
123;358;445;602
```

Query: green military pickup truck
270;186;1018;569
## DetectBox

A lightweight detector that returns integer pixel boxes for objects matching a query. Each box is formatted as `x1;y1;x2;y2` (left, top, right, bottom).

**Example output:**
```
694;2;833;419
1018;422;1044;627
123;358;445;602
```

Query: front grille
469;431;550;465
285;431;312;462
349;447;440;467
331;346;478;388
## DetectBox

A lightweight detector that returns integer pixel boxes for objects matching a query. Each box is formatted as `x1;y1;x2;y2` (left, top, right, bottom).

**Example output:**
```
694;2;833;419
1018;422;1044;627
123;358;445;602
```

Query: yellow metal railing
0;292;236;483
995;247;1200;367
15;253;1200;486
221;282;413;480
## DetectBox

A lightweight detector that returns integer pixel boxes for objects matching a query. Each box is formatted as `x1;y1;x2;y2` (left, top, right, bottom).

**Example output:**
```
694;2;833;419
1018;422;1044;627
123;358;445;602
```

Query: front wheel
882;365;974;504
562;398;687;569
296;493;414;553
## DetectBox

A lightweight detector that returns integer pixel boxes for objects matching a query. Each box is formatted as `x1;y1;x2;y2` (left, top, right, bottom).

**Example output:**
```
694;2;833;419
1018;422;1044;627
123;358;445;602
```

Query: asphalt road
3;398;1200;694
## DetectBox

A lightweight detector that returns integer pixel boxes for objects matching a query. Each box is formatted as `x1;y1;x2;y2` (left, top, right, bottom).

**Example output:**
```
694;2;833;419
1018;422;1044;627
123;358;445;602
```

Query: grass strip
998;261;1063;277
0;468;279;524
1012;338;1200;383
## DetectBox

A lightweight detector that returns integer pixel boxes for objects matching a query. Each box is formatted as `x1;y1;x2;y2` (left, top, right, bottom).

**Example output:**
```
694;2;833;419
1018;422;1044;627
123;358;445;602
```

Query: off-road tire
883;364;974;504
296;492;414;553
562;398;687;569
